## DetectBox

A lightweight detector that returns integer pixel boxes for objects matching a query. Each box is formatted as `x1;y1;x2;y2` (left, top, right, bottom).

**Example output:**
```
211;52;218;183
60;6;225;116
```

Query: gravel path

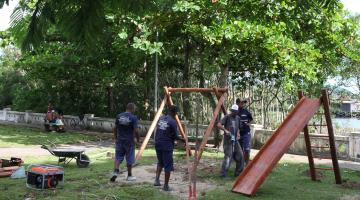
0;141;114;157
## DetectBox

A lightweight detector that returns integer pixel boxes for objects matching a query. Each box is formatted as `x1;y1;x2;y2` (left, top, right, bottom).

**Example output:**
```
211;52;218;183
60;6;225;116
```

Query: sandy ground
111;164;217;200
0;141;114;157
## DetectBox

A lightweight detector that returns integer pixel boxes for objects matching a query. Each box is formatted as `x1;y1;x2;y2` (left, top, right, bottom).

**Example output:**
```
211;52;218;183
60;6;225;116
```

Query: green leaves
173;1;200;12
132;36;163;54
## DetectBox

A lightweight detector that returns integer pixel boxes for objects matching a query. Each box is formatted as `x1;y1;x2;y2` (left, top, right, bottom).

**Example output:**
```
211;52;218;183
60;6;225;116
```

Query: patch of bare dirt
339;195;360;200
341;180;360;190
23;192;36;200
302;169;325;180
112;164;217;200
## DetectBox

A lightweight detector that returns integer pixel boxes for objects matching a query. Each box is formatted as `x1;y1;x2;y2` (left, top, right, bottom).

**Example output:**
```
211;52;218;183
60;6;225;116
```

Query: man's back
116;112;138;142
155;115;178;151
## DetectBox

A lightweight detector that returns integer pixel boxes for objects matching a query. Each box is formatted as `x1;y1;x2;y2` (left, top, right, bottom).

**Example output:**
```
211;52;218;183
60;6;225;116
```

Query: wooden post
321;89;342;184
135;96;167;161
164;87;192;156
298;91;317;181
213;87;227;115
196;92;227;162
164;87;194;198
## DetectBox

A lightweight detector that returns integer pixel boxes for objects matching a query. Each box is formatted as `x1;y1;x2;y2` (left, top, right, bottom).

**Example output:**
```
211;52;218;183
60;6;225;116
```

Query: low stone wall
0;108;359;161
252;128;355;160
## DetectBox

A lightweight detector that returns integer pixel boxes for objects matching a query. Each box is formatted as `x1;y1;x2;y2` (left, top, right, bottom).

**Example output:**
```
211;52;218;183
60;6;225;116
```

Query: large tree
1;0;359;121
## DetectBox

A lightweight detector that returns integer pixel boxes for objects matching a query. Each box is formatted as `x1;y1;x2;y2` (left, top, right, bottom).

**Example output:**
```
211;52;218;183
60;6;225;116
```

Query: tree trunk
182;38;192;121
107;85;115;116
218;63;229;89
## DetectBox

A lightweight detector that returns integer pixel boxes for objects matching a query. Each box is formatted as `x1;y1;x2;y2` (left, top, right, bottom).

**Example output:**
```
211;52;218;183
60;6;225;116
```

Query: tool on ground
0;157;23;168
0;157;23;178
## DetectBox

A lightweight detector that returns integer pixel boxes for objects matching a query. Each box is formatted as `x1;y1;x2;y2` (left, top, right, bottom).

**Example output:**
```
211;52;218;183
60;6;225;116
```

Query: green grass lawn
0;124;98;147
0;148;175;200
1;125;360;200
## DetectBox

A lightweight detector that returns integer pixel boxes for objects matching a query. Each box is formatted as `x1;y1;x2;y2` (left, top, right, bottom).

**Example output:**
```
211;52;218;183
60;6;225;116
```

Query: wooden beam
167;87;227;93
321;89;342;184
164;87;194;197
164;87;192;156
135;96;166;161
213;87;227;115
196;92;227;162
298;91;317;181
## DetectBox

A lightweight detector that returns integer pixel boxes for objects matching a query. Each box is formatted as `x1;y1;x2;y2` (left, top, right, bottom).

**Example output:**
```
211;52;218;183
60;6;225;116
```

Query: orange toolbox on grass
27;164;64;189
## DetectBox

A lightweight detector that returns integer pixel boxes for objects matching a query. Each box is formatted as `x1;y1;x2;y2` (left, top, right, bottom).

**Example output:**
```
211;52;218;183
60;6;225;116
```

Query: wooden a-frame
135;86;227;199
135;86;228;162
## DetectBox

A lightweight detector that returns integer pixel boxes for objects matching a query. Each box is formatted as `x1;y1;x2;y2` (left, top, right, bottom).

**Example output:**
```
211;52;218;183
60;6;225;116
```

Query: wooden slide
232;97;321;196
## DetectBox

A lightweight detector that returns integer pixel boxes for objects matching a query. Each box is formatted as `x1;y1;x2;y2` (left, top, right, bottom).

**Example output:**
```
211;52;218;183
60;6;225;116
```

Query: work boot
154;179;161;186
163;184;173;192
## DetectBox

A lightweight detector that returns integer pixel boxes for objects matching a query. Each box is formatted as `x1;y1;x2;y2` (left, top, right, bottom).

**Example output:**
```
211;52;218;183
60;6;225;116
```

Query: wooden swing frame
135;86;228;161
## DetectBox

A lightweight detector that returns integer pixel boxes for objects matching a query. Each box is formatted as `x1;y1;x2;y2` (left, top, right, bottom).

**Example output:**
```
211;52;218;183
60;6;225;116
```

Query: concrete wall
0;108;359;161
252;128;352;159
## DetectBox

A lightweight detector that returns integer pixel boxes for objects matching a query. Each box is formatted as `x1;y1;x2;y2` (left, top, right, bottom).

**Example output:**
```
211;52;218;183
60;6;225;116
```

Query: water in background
333;118;360;129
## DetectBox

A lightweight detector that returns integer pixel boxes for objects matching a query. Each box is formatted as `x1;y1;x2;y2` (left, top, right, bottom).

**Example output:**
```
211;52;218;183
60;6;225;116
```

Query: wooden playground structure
135;87;342;198
135;86;228;199
232;89;342;196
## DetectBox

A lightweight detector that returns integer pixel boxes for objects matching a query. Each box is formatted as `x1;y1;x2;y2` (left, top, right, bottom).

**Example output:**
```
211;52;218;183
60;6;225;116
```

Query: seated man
44;103;65;132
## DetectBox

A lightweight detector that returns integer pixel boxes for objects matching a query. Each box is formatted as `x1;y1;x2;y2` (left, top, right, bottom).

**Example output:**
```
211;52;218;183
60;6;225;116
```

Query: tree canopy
0;0;359;122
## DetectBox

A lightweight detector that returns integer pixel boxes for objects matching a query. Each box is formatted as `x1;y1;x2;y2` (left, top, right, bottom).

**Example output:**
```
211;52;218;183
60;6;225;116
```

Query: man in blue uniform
217;104;244;177
110;103;139;182
153;105;183;191
236;98;253;165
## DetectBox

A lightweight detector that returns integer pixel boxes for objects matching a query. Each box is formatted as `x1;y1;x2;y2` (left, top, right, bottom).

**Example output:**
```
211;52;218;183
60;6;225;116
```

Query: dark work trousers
220;139;244;177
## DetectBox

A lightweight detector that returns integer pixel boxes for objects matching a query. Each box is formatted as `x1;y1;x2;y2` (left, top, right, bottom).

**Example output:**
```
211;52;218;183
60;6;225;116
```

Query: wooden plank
213;87;227;115
0;171;13;177
164;87;193;198
321;89;342;184
167;87;227;93
164;87;192;156
196;93;227;162
135;96;167;161
0;166;19;172
298;91;317;181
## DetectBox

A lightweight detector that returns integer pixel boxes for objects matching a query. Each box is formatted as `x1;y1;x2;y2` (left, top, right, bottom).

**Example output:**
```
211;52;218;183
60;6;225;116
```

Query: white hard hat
230;104;238;112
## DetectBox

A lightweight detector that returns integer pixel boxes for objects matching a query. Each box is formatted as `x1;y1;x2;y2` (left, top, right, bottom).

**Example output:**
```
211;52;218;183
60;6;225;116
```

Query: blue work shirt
155;115;179;151
238;108;253;133
115;112;138;143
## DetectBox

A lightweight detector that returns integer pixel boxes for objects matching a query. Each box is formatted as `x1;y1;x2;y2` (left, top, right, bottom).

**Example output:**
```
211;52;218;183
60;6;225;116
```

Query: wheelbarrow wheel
76;154;90;168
